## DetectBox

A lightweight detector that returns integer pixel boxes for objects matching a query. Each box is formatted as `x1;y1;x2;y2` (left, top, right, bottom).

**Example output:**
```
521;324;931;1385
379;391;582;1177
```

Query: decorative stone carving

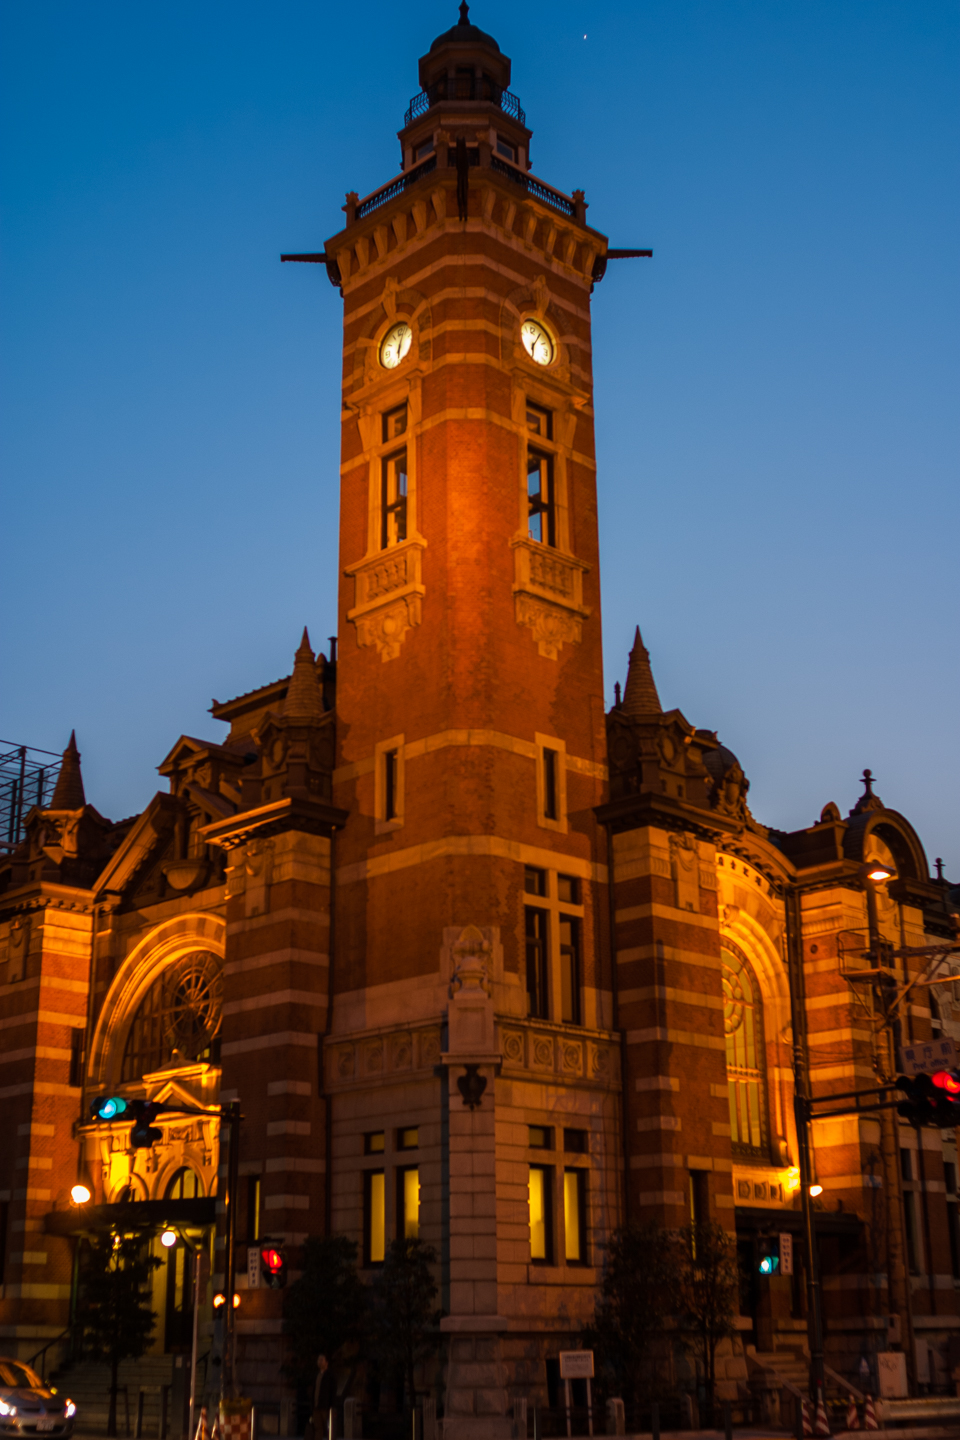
561;1042;581;1073
502;1030;524;1064
447;925;497;1057
345;540;426;662
450;925;492;997
511;539;590;660
532;1037;553;1068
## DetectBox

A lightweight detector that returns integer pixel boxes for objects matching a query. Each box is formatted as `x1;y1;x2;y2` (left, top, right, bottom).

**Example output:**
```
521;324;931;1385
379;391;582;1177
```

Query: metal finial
614;682;621;708
935;858;945;881
458;1;470;22
861;768;875;795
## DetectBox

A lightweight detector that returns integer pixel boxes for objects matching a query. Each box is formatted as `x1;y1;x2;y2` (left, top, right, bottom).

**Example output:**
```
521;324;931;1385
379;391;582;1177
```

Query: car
0;1360;75;1438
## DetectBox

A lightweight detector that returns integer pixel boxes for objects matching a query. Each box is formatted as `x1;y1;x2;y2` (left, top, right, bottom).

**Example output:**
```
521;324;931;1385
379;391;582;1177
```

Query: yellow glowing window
398;1127;419;1150
401;1167;420;1239
529;1165;550;1262
366;1171;385;1264
564;1170;583;1263
722;947;766;1156
365;1131;385;1154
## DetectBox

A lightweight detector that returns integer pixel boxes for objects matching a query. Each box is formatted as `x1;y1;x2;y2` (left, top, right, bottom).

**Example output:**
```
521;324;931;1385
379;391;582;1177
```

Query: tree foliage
370;1238;442;1413
283;1235;368;1388
588;1223;673;1406
78;1230;162;1437
674;1223;739;1412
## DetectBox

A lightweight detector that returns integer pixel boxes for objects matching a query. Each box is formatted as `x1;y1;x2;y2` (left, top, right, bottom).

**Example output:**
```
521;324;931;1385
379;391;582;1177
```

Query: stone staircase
50;1355;175;1437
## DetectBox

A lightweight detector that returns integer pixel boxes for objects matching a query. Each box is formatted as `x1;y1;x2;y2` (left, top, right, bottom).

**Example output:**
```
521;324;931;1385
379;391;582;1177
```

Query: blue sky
2;1;958;870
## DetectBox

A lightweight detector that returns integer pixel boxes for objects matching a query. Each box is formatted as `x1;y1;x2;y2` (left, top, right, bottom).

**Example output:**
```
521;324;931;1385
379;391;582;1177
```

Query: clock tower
316;5;619;1430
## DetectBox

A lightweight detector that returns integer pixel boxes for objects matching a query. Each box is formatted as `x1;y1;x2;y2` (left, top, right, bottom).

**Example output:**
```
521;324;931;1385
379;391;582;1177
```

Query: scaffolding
0;741;61;851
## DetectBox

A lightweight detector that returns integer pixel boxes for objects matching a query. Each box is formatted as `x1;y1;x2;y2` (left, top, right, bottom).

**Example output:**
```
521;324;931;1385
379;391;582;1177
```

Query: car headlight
64;1402;76;1419
0;1400;17;1416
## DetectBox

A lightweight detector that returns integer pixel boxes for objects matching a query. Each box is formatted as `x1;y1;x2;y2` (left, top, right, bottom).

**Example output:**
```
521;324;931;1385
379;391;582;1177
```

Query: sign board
877;1351;908;1398
898;1038;957;1076
246;1246;261;1289
559;1351;594;1380
779;1233;794;1276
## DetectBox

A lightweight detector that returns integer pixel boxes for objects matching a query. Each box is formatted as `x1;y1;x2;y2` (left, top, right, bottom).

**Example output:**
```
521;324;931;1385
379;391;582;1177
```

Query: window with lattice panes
121;951;223;1081
722;946;767;1156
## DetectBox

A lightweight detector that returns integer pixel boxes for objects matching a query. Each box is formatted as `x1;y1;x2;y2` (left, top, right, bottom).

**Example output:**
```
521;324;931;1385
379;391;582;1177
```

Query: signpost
559;1352;594;1438
898;1038;957;1076
779;1233;794;1277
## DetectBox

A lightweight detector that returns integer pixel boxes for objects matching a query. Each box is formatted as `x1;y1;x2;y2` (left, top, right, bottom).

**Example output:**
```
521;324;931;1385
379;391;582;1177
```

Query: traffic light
260;1245;287;1289
758;1237;780;1276
129;1100;163;1148
90;1095;129;1121
896;1071;960;1128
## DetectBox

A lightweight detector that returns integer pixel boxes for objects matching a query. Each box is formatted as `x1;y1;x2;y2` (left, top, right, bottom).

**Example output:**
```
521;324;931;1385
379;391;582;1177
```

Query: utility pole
221;1101;241;1402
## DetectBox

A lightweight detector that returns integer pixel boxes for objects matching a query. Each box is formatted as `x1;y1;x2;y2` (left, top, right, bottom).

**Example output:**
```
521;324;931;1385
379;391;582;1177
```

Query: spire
49;731;86;809
850;766;884;816
620;627;662;718
283;628;324;721
458;0;470;22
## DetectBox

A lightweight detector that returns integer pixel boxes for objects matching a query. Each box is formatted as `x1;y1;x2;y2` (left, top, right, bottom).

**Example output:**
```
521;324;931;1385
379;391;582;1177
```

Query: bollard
651;1402;660;1440
604;1398;624;1437
723;1401;732;1440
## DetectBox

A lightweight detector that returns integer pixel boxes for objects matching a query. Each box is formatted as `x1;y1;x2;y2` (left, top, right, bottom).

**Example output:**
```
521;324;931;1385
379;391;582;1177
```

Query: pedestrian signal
129;1099;163;1148
260;1245;287;1289
896;1071;960;1128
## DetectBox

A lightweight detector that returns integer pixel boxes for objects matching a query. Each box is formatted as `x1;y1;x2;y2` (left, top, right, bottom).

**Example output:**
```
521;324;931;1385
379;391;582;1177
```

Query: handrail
823;1363;864;1402
26;1328;73;1382
404;82;525;128
489;156;576;218
746;1353;804;1400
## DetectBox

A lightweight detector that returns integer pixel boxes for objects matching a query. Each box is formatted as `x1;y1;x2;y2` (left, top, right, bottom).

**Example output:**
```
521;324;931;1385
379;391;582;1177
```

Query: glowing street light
70;1185;91;1205
809;1184;823;1197
160;1230;178;1248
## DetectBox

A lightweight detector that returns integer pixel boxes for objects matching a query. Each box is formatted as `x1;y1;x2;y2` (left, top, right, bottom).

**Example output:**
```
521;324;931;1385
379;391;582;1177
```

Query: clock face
380;322;413;370
521;319;554;366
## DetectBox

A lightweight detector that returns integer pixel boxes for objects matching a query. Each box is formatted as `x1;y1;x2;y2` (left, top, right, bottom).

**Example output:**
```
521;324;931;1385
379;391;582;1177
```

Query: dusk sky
2;2;958;870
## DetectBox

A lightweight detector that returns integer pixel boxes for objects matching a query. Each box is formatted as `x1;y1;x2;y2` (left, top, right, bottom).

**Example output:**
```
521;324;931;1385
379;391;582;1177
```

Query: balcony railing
490;156;576;218
355;153;438;220
404;79;525;128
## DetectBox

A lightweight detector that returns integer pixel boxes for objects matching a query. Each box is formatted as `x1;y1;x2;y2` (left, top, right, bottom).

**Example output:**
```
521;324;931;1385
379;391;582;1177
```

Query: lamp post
162;1228;204;1440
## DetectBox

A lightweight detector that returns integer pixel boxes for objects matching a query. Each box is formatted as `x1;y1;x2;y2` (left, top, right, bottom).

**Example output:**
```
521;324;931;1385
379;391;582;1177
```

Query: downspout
604;821;630;1227
323;825;336;1237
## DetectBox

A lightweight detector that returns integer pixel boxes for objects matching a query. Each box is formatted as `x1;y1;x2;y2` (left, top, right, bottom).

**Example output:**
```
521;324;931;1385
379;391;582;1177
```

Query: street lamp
70;1185;91;1205
160;1230;177;1249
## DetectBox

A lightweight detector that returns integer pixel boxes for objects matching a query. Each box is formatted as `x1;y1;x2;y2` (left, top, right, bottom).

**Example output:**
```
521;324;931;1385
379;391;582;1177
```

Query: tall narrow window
543;748;559;821
559;916;581;1025
527;451;555;546
381;451;408;548
526;402;552;439
365;1171;386;1265
525;907;549;1019
247;1175;261;1243
0;1201;7;1286
382;404;407;442
398;1167;420;1239
722;946;767;1156
563;1169;585;1263
946;1163;960;1281
384;750;398;821
69;1028;84;1088
529;1165;553;1263
903;1189;920;1274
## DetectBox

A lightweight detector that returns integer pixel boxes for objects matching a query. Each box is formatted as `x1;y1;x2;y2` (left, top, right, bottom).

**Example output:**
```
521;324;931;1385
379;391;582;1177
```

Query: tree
78;1229;162;1437
587;1223;673;1408
370;1238;442;1415
283;1236;368;1389
673;1223;739;1418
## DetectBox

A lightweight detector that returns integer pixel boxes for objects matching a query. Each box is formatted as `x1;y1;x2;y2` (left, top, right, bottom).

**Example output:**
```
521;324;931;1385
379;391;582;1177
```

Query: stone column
441;926;511;1440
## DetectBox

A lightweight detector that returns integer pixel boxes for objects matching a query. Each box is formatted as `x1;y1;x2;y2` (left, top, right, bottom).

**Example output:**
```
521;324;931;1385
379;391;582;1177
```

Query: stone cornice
200;796;348;851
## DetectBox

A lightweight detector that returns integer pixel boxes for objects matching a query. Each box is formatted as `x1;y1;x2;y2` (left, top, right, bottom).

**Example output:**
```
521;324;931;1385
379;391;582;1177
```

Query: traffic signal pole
222;1100;241;1402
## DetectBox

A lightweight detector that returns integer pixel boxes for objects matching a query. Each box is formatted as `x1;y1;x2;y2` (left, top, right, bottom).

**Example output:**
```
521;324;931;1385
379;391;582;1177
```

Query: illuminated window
722;947;767;1156
397;1127;419;1151
563;1169;585;1263
247;1175;261;1243
381;450;408;548
121;951;222;1081
525;907;549;1019
559;915;580;1024
165;1167;201;1200
398;1167;420;1239
365;1131;385;1155
529;1165;553;1263
529;1125;553;1150
365;1171;385;1264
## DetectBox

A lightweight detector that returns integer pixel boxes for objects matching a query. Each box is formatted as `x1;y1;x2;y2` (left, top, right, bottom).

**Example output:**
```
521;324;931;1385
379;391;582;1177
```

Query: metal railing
356;154;438;220
26;1327;73;1381
489;157;576;217
0;740;60;850
404;80;525;128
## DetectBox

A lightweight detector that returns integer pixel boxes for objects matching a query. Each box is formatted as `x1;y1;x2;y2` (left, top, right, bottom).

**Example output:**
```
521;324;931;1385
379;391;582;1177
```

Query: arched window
121;951;223;1082
165;1167;201;1200
722;946;767;1157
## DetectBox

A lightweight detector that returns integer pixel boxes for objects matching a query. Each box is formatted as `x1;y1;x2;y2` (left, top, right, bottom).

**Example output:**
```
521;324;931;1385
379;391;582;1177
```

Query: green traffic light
90;1095;128;1121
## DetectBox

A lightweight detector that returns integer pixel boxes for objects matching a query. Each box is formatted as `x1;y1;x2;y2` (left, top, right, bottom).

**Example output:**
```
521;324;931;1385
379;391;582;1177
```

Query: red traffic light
261;1248;283;1271
259;1245;287;1288
931;1070;960;1096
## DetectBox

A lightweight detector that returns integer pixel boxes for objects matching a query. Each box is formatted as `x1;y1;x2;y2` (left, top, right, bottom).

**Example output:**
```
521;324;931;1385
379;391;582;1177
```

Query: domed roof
430;2;500;55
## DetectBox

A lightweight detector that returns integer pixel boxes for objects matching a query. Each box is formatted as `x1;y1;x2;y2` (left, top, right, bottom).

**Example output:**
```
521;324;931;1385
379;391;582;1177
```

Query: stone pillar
441;926;511;1440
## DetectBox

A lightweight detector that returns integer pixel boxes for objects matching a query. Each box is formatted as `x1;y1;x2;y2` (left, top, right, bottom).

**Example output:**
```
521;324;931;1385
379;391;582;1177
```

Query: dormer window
496;136;516;162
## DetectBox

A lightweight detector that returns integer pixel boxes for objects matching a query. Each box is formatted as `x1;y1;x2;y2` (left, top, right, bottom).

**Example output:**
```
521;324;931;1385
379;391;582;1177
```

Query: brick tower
315;6;619;1431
